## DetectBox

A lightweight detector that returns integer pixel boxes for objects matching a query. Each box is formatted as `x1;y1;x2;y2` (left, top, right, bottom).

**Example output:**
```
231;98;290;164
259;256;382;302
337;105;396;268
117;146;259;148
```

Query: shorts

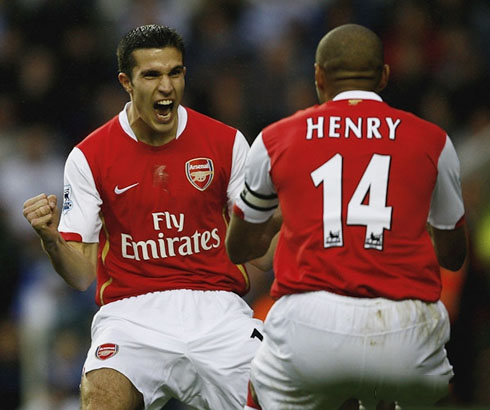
83;289;263;410
251;291;453;410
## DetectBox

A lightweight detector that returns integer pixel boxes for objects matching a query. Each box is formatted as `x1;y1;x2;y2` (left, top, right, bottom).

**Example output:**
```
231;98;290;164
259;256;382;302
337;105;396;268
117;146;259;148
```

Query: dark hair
117;24;185;78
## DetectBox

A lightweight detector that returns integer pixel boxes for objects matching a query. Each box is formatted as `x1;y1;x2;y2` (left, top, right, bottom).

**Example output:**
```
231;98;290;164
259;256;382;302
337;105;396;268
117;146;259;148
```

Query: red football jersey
235;91;465;302
59;104;250;305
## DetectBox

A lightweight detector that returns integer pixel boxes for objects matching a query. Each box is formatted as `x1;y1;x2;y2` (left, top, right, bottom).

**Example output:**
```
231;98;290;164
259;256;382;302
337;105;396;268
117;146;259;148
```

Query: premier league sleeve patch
95;343;119;360
185;158;214;191
62;184;73;214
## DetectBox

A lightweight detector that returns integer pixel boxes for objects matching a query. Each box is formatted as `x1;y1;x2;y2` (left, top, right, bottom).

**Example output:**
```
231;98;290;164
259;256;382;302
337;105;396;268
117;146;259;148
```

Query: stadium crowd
0;0;489;409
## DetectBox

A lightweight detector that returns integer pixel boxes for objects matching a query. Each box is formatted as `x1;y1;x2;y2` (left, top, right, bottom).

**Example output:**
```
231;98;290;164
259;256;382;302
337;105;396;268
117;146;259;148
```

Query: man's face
121;47;186;141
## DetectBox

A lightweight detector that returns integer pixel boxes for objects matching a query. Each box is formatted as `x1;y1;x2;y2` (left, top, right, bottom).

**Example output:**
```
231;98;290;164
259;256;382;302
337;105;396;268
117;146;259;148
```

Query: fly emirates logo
121;211;220;261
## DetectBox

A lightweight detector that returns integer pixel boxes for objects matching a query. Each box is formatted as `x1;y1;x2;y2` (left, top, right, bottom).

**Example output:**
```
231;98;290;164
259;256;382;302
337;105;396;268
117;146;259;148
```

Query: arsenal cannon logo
185;158;214;191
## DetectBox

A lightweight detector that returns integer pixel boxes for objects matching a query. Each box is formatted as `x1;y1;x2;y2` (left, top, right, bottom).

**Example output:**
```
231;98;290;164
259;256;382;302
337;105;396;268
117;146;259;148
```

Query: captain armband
240;182;278;212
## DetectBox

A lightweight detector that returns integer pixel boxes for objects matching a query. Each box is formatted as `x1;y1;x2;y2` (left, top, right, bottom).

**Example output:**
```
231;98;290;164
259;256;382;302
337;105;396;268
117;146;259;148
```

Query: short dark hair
117;24;185;78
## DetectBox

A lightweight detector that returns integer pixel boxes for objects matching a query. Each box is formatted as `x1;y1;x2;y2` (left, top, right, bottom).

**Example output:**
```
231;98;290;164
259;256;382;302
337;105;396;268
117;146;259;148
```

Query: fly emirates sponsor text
121;211;220;261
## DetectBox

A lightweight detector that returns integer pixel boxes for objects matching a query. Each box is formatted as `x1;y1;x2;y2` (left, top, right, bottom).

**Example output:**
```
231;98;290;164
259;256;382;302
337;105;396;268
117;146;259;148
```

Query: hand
23;193;60;243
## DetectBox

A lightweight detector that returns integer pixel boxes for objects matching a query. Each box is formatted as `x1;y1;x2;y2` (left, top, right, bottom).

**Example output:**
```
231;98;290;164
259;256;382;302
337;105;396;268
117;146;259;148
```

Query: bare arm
429;223;467;271
248;232;279;272
23;193;97;290
226;215;269;265
226;208;281;266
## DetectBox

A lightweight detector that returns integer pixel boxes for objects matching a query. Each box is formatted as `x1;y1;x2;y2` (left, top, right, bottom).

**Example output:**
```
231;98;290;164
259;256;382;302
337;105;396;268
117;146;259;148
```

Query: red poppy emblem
185;158;214;191
95;343;119;360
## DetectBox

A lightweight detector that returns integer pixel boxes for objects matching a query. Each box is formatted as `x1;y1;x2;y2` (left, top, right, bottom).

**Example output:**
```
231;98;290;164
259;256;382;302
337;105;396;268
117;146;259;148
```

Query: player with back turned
23;24;265;410
226;24;467;409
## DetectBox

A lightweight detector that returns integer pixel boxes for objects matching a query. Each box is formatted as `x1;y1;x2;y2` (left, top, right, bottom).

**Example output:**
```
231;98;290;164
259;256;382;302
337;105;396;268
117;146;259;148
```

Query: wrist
40;233;62;253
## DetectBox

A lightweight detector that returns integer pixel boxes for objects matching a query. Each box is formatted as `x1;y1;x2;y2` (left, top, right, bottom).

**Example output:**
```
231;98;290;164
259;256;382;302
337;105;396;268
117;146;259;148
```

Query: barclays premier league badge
62;184;73;214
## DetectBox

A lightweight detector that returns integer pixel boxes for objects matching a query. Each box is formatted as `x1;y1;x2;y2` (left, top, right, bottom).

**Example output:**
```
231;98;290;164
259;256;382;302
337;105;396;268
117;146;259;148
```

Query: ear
118;72;133;94
314;63;328;103
376;64;390;92
314;63;325;92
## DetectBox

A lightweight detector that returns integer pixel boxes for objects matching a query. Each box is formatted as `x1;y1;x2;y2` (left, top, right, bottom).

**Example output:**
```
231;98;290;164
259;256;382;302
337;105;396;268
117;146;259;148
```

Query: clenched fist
23;193;60;243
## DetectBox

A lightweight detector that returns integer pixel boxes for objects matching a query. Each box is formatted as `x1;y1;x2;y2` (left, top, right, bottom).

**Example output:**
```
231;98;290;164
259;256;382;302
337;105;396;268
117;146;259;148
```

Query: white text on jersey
121;210;220;261
152;211;184;232
306;116;401;140
121;230;220;261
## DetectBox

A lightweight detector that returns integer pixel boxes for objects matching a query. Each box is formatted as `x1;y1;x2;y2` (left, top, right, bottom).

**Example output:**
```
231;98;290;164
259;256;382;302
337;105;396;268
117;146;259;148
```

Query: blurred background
0;0;489;409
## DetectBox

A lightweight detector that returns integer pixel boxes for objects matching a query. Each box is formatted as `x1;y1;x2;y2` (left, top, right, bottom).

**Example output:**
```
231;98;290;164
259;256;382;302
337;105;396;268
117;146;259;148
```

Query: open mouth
154;99;174;121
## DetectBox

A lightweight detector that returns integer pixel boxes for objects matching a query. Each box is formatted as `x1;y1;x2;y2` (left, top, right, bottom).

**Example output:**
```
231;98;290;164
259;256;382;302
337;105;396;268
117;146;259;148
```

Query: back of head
117;24;185;79
315;24;385;96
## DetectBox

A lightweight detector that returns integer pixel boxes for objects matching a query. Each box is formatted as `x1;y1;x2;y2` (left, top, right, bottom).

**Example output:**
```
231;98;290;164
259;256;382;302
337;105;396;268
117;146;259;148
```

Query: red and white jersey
59;104;250;306
235;91;465;302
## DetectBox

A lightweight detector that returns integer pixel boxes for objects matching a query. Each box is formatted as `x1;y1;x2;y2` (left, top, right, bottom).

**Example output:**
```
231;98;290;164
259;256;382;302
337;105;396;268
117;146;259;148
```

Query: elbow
226;245;248;265
229;254;246;265
439;250;466;272
76;280;93;292
440;259;464;272
439;243;467;272
432;224;468;272
226;239;260;265
64;269;96;292
69;277;94;292
227;246;267;266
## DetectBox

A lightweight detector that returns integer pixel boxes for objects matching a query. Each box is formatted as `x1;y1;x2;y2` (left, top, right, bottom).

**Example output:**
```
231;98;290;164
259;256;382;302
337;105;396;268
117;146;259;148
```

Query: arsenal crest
95;343;119;360
185;158;214;191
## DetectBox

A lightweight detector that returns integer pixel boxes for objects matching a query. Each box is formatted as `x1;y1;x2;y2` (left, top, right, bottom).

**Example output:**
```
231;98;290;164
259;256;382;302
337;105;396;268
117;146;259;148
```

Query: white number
311;154;344;247
311;154;392;250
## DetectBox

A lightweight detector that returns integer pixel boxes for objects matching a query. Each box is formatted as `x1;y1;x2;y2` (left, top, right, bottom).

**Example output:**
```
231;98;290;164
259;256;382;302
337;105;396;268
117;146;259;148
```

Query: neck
127;104;177;146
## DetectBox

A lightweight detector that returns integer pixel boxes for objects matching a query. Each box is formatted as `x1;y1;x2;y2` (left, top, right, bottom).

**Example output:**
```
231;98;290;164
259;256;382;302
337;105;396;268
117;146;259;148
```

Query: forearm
248;232;279;272
248;210;282;266
429;224;467;271
41;234;96;291
227;212;280;265
234;236;270;265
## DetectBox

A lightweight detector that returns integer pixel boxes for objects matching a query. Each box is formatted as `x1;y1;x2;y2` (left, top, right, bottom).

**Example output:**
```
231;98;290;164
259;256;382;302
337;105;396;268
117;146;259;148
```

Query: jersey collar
332;90;383;102
118;102;188;142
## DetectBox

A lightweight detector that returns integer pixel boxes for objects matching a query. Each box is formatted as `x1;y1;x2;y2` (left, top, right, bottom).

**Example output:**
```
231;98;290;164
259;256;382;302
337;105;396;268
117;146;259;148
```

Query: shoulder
393;104;445;130
70;115;125;170
261;105;320;146
76;115;122;155
184;107;239;138
78;115;121;147
266;105;319;132
388;105;450;155
383;102;447;138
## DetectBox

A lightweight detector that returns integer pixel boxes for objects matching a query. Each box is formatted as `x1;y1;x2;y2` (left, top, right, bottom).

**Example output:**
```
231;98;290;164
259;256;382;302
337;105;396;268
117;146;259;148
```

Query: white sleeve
227;130;250;214
58;147;103;242
428;135;465;229
234;133;278;223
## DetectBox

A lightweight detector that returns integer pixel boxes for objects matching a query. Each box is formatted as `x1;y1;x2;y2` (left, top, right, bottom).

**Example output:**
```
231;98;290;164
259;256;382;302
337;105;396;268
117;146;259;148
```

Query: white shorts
251;291;453;410
83;290;263;410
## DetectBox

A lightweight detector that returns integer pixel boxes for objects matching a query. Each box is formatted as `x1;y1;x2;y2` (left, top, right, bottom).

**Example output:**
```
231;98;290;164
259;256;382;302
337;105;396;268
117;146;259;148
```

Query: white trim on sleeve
227;130;250;214
428;135;465;229
58;147;103;242
235;133;278;223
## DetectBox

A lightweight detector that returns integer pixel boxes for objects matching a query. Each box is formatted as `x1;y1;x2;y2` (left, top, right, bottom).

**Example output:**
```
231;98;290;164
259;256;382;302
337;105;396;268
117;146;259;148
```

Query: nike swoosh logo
114;183;139;195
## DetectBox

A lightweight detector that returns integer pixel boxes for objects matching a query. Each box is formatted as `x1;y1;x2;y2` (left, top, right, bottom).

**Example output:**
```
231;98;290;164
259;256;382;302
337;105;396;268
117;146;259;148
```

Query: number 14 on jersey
311;153;392;251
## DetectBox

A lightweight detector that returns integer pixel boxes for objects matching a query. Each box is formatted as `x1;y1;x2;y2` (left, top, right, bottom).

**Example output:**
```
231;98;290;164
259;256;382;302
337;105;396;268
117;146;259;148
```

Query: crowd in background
0;0;489;409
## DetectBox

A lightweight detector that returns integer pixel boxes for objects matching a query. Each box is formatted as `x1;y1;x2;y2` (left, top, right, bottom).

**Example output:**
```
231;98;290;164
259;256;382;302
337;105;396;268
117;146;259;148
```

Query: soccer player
226;24;467;409
23;24;264;410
